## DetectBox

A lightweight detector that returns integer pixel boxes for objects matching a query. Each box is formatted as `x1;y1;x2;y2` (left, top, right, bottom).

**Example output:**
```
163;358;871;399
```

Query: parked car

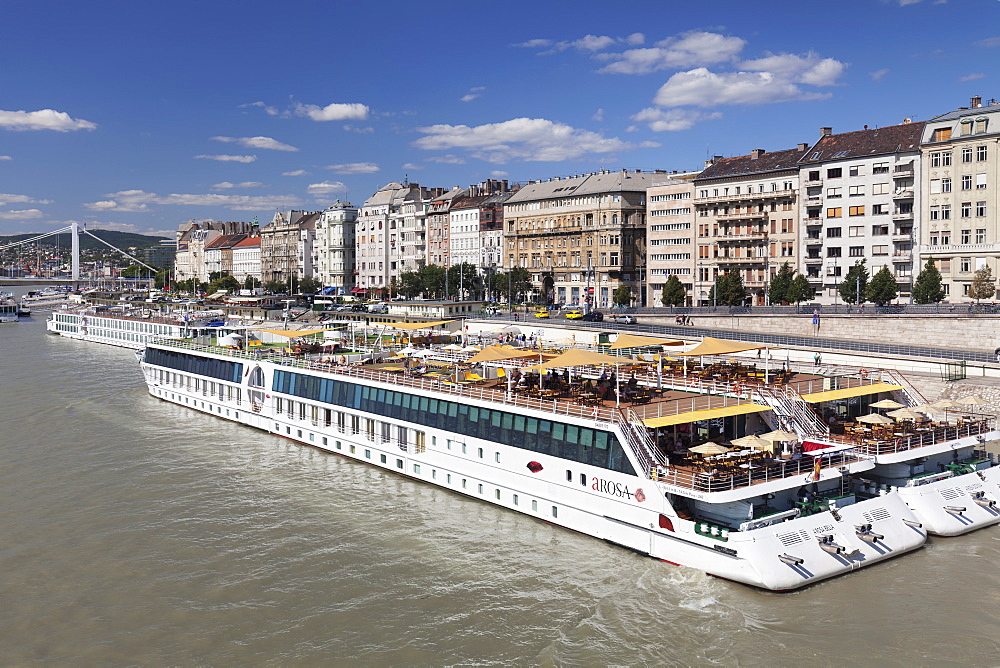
610;314;636;324
581;311;604;322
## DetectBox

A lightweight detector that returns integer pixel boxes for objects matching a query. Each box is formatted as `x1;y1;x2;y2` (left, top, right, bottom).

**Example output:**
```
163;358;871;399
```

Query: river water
2;306;999;665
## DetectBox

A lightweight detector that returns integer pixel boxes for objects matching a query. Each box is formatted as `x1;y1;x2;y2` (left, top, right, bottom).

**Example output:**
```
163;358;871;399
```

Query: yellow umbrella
608;333;685;350
857;412;893;425
760;430;798;442
730;435;772;451
888;408;923;421
688;442;730;455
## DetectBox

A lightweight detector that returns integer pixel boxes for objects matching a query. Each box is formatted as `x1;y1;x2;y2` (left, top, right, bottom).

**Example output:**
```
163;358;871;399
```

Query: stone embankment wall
644;314;1000;353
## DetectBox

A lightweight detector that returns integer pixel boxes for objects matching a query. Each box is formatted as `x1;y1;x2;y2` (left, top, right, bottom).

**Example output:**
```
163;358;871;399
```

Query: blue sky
1;0;998;238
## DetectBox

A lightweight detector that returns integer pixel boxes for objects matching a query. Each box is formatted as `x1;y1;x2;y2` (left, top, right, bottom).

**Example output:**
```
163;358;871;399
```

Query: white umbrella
443;344;463;351
870;399;905;410
888;408;923;421
689;442;730;455
956;395;989;406
857;413;893;425
730;435;772;451
760;430;798;442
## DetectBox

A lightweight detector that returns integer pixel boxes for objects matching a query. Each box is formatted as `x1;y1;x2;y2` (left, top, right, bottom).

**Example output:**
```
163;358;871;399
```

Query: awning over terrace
800;382;904;404
641;403;773;428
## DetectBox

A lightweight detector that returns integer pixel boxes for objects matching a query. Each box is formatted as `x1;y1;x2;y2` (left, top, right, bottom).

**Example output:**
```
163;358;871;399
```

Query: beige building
920;96;1000;300
646;172;699;306
694;145;809;305
259;209;320;287
503;169;662;308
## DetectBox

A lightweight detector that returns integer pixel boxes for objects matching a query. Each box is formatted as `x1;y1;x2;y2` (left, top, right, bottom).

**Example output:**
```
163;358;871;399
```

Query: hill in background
0;229;170;250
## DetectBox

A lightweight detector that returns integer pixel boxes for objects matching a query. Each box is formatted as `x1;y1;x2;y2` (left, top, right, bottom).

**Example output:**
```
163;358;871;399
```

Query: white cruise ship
134;333;1000;590
0;291;19;322
48;304;233;349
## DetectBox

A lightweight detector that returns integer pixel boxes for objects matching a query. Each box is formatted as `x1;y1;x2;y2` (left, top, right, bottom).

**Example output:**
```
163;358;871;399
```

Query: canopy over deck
608;333;685;350
800;382;903;404
675;336;766;357
641;403;772;428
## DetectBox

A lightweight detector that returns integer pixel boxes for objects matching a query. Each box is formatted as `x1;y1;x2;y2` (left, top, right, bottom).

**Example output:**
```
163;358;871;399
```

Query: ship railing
837;419;994;457
655;450;863;493
881;368;927;406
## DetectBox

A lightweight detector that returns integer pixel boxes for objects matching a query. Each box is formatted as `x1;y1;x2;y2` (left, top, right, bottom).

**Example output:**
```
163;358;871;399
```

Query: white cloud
592;108;605;122
84;222;144;233
738;52;846;86
631;107;723;131
512;39;553;48
414;117;656;163
653;68;831;107
212;181;266;189
461;86;486;103
325;162;380;174
976;37;1000;48
0;209;44;219
401;162;423;170
570;34;617;52
597;31;746;74
295;102;369;121
490;170;509;178
0;155;11;161
343;124;374;134
195;154;257;163
870;68;891;81
0;108;97;131
960;72;986;81
282;169;307;176
240;101;279;116
84;189;304;212
427;154;467;164
307;181;348;195
625;33;645;46
0;193;51;206
211;135;299;151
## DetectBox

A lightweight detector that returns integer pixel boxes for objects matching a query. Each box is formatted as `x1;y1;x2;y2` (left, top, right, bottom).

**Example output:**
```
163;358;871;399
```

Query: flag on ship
810;454;822;482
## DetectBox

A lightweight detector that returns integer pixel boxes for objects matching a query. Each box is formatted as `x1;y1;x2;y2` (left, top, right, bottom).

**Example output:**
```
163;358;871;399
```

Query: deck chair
464;370;487;384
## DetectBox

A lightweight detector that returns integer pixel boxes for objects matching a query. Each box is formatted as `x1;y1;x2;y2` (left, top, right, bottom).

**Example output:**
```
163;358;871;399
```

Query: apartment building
174;220;256;282
204;234;248;279
694;146;809;305
646;172;699;306
799;122;925;303
920;96;1000;300
313;201;358;295
426;187;467;268
259;209;319;286
356;182;421;293
231;236;261;284
503;169;659;308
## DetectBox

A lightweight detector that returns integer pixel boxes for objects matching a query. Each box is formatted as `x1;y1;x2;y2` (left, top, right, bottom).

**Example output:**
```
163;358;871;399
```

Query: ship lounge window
272;370;635;475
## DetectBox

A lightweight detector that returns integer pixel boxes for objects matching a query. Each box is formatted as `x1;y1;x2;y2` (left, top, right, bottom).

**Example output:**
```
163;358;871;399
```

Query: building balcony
804;256;823;264
893;165;915;177
716;211;767;221
804;217;822;226
805;237;823;245
694;188;796;206
715;255;767;265
744;279;767;287
892;189;914;200
892;232;913;242
892;251;912;261
803;178;822;186
715;232;768;242
923;242;1000;255
806;274;823;282
892;211;914;220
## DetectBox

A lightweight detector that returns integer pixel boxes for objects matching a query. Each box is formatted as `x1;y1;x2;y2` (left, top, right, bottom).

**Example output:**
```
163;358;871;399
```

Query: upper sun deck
144;337;973;496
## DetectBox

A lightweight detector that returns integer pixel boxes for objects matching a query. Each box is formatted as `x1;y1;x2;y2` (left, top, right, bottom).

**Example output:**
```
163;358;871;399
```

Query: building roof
451;195;492;211
505;169;663;204
928;102;1000;123
233;236;260;248
696;147;809;182
204;234;247;250
799;122;925;164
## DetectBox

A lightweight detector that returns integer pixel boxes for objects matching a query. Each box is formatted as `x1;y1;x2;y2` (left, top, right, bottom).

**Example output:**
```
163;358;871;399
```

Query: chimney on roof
797;143;808;151
750;148;765;160
820;127;832;137
972;96;982;109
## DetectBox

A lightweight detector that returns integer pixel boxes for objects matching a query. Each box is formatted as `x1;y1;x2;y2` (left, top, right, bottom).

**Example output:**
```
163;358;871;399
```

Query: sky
1;0;999;239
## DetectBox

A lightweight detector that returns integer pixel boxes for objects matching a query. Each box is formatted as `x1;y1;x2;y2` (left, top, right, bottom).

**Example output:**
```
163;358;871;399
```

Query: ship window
495;452;500;463
462;479;467;489
495;489;501;500
580;473;587;486
478;483;484;494
365;449;371;459
380;454;386;463
532;500;538;512
478;447;483;458
552;506;558;518
513;494;519;506
414;464;420;474
396;459;403;469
